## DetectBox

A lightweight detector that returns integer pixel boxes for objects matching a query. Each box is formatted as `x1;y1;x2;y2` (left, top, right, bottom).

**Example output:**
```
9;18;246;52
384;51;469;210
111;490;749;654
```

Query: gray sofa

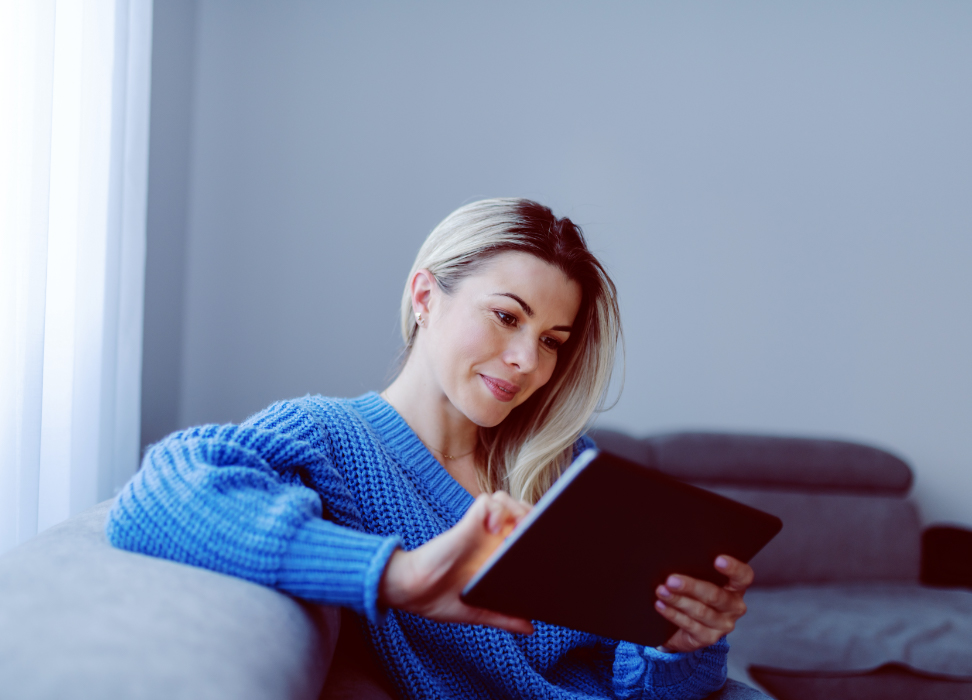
589;429;972;700
0;499;767;699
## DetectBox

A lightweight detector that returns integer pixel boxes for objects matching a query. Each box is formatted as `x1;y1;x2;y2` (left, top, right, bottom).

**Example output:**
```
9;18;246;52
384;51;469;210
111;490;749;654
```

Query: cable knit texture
107;392;728;699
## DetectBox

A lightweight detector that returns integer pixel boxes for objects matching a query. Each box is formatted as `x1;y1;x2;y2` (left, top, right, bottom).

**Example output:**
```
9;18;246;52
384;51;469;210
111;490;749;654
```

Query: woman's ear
409;269;436;321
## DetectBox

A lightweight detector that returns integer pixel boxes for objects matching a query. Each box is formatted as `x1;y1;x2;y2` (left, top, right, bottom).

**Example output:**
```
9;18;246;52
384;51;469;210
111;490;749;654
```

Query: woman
108;198;754;699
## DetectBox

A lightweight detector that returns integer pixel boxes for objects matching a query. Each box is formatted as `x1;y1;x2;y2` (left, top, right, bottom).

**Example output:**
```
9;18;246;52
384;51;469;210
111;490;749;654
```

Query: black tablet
460;449;783;647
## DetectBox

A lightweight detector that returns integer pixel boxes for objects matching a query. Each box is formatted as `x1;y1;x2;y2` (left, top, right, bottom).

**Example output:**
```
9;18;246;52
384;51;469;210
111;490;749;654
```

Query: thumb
461;493;499;535
435;495;492;560
450;495;509;573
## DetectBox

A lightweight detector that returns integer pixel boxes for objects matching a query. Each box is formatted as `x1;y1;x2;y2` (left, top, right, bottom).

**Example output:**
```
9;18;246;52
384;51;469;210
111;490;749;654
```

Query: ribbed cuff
277;518;401;625
613;636;729;698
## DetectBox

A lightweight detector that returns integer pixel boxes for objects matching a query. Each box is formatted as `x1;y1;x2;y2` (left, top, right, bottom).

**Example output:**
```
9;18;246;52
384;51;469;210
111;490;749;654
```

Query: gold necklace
422;441;476;461
380;391;476;461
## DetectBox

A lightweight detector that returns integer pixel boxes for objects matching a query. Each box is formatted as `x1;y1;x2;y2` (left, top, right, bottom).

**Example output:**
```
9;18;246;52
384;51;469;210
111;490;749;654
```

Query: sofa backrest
588;429;921;585
590;430;913;495
710;487;921;585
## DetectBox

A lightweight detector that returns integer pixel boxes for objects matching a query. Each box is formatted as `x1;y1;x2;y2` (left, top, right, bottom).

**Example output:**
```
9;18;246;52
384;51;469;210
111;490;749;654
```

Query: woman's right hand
378;491;535;635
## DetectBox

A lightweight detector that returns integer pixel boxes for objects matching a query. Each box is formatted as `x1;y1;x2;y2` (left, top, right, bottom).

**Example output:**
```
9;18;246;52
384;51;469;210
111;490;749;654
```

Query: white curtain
0;0;153;553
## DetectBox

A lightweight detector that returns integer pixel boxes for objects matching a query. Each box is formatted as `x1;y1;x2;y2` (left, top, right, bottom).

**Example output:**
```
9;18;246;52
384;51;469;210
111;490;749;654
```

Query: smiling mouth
480;375;519;402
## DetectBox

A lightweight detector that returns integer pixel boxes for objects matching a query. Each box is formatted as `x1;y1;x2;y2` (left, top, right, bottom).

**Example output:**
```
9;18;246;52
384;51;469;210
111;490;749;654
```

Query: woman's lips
480;375;519;402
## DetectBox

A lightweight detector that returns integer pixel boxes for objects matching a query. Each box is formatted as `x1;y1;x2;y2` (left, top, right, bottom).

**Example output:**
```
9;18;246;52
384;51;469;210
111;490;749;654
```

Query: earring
415;312;423;326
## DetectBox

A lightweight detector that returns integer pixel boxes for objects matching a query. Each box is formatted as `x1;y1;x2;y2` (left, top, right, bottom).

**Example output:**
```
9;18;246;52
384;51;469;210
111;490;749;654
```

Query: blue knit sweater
107;392;728;699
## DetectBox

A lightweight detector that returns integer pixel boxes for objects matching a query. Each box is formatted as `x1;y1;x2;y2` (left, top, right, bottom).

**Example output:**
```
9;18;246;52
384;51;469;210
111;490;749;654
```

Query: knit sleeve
611;637;729;700
105;399;400;625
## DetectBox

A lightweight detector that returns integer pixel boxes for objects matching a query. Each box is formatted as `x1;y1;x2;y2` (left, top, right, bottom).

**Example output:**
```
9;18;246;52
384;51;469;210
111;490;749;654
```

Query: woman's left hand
655;555;754;653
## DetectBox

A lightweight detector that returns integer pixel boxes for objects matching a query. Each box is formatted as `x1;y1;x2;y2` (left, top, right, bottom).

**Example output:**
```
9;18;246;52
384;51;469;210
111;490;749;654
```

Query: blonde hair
399;198;622;504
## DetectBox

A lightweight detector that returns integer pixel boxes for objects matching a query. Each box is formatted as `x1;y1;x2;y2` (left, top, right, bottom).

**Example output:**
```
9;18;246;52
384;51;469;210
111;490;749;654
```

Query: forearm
280;519;400;623
106;400;399;622
107;418;317;561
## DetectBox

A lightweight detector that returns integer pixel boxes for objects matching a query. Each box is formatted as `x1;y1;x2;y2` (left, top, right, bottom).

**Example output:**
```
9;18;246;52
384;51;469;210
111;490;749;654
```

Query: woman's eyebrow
493;292;534;316
492;293;573;332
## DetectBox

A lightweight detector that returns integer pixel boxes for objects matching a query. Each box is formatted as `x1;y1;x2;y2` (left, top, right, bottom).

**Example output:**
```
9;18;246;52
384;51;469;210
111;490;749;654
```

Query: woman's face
418;251;583;428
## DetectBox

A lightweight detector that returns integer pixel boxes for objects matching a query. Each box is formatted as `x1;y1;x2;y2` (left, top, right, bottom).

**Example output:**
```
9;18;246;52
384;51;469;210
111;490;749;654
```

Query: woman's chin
466;408;510;429
448;381;528;428
457;396;514;429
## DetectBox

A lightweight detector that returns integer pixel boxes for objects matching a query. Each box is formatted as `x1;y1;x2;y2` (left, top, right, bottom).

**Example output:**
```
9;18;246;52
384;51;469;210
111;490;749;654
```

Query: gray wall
142;1;972;528
141;0;196;448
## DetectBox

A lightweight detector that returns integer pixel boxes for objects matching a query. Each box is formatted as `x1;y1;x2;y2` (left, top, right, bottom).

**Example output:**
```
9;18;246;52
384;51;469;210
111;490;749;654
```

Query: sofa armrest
921;525;972;590
0;500;340;700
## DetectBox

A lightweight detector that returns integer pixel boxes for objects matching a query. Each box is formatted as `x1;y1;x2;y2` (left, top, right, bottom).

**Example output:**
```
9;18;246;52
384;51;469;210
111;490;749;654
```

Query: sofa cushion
0;500;340;700
749;662;972;700
729;583;972;686
712;487;921;585
589;430;913;495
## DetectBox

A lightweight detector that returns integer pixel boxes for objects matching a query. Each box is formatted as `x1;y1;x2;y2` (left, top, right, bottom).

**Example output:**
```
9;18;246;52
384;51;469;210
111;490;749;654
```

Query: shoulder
202;394;380;467
288;392;392;439
266;392;405;468
244;394;371;434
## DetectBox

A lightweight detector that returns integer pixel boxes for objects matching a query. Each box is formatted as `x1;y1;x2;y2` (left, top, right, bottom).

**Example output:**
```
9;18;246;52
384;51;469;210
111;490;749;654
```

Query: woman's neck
382;359;483;495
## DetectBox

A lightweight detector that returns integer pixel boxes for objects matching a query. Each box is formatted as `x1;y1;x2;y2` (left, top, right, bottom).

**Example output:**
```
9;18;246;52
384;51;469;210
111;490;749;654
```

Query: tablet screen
461;449;782;646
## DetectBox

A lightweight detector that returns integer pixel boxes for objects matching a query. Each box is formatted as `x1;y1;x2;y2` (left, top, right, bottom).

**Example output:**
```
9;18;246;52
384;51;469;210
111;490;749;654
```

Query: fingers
654;599;726;648
655;579;744;633
385;496;537;635
654;568;749;647
465;605;535;635
715;555;755;591
473;492;532;535
657;575;742;614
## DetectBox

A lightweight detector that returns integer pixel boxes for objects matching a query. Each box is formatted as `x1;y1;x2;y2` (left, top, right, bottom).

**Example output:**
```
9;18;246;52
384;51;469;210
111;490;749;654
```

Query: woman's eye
494;310;517;326
542;336;563;351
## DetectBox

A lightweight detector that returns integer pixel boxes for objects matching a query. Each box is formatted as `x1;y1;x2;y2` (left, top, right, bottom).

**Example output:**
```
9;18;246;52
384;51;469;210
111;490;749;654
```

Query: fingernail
716;557;729;570
657;586;672;599
655;600;667;611
667;576;682;589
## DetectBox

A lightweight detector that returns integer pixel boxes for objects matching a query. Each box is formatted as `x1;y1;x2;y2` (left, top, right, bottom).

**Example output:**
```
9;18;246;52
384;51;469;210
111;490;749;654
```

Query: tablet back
461;449;783;647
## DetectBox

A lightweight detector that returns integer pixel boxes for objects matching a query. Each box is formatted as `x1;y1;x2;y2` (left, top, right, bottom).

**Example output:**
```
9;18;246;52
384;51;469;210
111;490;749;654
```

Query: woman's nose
505;334;539;373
